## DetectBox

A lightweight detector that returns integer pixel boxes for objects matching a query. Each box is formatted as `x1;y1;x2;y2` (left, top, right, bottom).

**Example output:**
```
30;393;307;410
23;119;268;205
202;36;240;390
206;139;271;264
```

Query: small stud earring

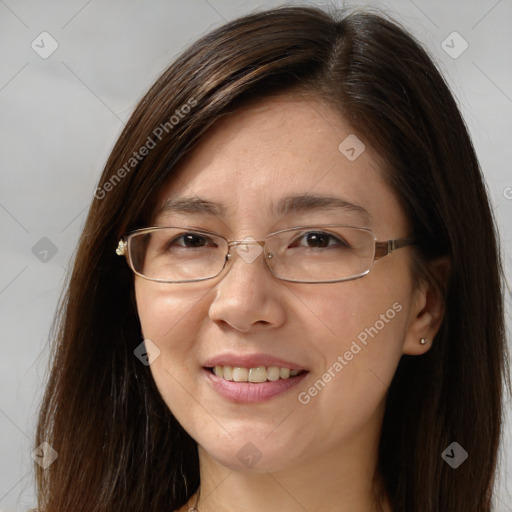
420;337;428;345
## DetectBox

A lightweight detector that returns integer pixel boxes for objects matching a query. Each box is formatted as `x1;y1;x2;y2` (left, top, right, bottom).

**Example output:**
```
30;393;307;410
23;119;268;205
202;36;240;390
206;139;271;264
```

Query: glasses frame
116;224;415;284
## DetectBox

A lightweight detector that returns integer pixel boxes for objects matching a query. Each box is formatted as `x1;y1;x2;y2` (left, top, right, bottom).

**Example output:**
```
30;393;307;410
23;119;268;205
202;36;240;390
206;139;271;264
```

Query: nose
207;240;286;333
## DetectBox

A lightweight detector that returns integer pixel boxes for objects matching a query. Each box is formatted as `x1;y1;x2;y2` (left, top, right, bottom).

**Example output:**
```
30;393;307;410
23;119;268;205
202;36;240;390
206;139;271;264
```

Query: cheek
135;279;207;344
135;280;212;416
134;266;414;456
307;278;408;353
296;279;409;422
134;279;209;385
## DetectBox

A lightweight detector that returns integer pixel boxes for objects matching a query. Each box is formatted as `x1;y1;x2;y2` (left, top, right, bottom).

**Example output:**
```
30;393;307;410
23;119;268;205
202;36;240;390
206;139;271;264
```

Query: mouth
206;365;308;383
202;353;310;402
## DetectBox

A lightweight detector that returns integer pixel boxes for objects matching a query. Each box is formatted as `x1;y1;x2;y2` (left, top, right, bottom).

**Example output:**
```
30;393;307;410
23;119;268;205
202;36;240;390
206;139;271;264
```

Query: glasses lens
128;228;227;282
266;226;375;283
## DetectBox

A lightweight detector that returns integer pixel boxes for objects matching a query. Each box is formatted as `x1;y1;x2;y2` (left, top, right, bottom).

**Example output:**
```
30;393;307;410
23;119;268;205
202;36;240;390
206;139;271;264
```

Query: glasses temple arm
374;238;415;259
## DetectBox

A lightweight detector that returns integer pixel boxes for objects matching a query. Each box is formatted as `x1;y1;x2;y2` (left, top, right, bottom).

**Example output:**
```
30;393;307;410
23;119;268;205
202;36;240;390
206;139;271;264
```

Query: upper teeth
213;365;301;383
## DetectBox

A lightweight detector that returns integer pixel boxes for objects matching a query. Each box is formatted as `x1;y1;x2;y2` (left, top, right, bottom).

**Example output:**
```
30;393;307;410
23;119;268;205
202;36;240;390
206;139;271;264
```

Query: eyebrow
156;193;370;223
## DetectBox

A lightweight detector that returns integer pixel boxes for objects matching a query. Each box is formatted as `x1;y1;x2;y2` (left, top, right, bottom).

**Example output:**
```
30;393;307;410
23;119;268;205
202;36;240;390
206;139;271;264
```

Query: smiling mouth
207;365;307;383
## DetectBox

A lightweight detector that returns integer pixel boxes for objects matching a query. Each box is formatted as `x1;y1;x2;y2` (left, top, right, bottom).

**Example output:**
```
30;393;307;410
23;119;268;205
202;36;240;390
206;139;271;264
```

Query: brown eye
290;231;349;249
170;233;210;248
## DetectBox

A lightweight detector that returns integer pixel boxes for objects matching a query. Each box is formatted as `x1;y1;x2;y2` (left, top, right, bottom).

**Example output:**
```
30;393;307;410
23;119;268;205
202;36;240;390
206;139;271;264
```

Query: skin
134;93;446;512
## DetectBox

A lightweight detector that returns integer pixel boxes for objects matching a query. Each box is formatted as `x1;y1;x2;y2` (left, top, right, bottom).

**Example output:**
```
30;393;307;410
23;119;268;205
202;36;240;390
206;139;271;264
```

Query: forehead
153;93;407;236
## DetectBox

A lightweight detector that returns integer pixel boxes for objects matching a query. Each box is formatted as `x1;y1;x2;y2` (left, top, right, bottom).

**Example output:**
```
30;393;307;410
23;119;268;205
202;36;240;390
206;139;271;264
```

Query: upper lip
203;353;308;371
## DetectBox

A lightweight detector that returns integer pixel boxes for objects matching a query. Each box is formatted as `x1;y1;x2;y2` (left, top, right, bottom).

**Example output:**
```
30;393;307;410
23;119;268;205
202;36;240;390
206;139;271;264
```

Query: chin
197;432;307;473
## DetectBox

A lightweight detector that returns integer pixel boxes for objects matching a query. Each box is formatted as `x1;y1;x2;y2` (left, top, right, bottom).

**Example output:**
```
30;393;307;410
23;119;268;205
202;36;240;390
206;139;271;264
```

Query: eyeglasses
116;225;414;284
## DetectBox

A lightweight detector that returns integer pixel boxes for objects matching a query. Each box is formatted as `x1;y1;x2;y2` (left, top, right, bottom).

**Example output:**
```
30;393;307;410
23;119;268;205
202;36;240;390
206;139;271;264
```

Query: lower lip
204;368;309;403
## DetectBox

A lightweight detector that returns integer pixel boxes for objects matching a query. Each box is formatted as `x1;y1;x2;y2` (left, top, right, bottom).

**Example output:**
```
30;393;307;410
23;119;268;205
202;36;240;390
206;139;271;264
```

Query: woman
33;5;508;512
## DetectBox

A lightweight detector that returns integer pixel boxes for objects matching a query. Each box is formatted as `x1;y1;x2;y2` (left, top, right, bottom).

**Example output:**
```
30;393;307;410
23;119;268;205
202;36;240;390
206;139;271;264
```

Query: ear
403;256;450;355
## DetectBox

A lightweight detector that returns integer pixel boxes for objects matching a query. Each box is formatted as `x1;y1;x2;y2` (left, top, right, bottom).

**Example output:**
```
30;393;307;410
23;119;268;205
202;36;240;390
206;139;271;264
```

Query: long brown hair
34;5;508;511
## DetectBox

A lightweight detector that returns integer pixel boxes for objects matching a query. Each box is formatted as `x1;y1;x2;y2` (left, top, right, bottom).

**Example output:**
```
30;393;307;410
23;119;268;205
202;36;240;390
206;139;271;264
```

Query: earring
420;337;428;345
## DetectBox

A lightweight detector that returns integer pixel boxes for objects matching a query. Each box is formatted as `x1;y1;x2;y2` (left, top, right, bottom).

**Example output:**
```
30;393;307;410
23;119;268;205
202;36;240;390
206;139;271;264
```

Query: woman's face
135;93;429;472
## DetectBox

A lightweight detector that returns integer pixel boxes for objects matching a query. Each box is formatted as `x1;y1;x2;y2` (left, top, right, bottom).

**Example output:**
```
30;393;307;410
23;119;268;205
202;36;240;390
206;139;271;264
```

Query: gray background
0;0;511;510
